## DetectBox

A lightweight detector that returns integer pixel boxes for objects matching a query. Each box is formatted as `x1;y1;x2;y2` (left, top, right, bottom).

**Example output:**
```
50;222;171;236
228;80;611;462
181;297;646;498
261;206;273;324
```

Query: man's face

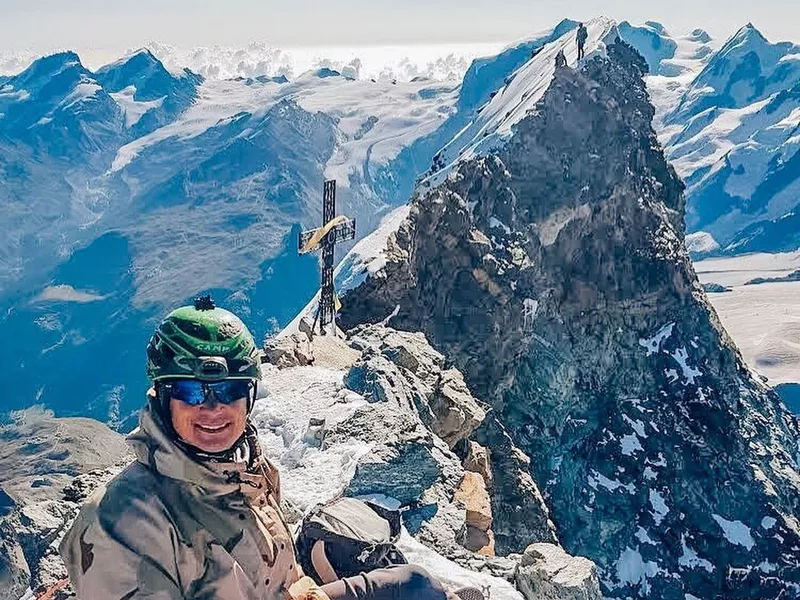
170;395;248;453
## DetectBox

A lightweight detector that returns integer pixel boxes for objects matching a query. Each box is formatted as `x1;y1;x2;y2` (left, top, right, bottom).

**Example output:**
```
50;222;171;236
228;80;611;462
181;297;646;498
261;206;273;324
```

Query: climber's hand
288;576;331;600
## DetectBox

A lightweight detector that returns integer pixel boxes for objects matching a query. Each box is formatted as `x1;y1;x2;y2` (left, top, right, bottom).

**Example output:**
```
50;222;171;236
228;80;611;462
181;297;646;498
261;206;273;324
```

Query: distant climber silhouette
576;22;588;60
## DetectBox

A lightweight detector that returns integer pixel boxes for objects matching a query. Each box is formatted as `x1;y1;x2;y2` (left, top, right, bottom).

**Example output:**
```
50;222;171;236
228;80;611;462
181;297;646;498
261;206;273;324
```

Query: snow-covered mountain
649;24;800;253
0;24;577;426
617;21;716;122
3;18;799;427
95;48;203;136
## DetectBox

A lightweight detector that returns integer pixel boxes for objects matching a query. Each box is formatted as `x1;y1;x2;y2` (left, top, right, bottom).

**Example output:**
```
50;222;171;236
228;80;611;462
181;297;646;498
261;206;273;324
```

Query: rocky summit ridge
336;37;800;599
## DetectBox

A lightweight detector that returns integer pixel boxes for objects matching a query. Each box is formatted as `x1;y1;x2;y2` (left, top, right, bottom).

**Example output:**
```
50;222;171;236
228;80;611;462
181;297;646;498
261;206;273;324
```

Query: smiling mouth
195;423;231;434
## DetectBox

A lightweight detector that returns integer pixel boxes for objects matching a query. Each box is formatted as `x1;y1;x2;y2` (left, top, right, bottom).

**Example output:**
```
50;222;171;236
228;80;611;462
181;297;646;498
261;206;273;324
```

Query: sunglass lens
168;380;206;406
208;380;252;404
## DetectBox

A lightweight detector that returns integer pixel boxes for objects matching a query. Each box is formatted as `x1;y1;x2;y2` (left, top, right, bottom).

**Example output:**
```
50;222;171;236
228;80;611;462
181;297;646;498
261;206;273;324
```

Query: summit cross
298;180;356;335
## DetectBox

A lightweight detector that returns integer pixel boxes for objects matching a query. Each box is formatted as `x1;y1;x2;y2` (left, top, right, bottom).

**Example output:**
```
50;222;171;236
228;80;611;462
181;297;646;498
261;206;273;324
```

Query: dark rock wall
340;42;800;599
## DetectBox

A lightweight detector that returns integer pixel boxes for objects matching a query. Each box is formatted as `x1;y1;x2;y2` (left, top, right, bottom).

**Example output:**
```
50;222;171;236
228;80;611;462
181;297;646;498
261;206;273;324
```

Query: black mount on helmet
194;294;216;310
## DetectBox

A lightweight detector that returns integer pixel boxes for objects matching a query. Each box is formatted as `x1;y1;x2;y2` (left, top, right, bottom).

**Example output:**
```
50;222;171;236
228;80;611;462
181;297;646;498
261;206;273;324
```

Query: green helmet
146;295;261;382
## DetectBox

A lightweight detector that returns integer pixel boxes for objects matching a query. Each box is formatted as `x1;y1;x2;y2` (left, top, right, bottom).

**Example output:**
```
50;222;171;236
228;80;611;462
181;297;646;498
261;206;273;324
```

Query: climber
554;49;567;69
576;22;588;60
59;295;483;600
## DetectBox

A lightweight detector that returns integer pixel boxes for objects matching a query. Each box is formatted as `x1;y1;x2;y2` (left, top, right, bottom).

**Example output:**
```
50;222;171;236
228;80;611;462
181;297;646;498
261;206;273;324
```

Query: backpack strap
310;540;339;584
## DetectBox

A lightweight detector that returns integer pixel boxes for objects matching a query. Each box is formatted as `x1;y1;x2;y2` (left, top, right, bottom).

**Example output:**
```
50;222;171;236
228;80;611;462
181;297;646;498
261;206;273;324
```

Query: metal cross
298;180;356;335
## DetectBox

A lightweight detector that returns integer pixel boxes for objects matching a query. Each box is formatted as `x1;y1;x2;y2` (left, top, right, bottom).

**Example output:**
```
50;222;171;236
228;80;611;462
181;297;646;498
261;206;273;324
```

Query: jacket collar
128;405;276;500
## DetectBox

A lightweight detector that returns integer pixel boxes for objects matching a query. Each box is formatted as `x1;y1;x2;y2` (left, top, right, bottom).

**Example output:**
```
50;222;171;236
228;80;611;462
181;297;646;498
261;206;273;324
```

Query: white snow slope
617;22;718;127
111;70;459;185
651;24;800;242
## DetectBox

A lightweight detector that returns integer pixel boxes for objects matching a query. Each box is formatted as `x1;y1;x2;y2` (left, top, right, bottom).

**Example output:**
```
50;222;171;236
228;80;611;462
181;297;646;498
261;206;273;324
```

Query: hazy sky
0;0;797;53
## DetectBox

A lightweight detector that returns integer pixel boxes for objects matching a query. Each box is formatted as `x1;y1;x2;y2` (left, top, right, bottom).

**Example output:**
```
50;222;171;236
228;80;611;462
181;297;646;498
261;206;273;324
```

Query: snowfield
695;251;800;387
110;72;459;181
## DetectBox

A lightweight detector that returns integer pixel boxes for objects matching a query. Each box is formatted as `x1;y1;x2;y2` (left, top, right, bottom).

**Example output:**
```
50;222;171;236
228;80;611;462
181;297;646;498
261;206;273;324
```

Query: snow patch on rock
110;85;166;127
639;323;675;356
712;514;755;550
649;490;669;526
614;547;662;595
669;347;702;385
678;535;714;572
685;231;719;255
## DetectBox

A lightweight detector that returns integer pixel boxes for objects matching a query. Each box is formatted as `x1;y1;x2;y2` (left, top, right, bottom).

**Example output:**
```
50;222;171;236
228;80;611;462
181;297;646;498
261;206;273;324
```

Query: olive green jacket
60;406;301;600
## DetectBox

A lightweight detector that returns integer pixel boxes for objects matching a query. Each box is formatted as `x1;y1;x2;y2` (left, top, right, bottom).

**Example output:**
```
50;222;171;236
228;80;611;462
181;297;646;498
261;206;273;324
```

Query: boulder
515;544;602;600
458;525;496;556
454;472;492;532
328;386;468;558
264;332;315;368
346;325;486;447
431;369;487;448
463;441;493;489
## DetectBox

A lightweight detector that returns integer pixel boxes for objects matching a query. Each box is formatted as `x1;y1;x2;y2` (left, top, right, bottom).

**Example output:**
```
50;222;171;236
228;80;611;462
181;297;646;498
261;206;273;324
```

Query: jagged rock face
0;412;130;600
346;325;487;449
339;324;558;562
338;324;482;557
340;42;800;599
472;417;559;554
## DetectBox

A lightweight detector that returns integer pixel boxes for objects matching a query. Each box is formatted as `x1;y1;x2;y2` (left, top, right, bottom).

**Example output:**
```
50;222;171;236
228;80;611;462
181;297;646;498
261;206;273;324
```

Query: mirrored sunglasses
163;379;253;406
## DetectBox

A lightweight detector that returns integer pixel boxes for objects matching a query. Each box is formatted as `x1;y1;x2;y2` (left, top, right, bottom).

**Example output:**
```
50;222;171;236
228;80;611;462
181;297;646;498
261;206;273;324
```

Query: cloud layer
1;41;505;83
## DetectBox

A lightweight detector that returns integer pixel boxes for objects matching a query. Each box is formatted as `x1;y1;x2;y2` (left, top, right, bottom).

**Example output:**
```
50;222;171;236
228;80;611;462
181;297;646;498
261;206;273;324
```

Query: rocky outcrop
0;410;130;600
341;324;564;559
333;397;468;558
339;40;800;599
337;325;482;557
346;325;487;448
258;321;598;598
744;269;800;285
473;418;559;554
462;441;493;489
516;544;602;600
263;331;316;368
454;472;495;555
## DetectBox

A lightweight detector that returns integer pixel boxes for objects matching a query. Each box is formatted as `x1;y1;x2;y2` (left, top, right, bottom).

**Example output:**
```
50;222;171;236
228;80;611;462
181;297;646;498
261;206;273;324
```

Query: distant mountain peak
96;48;166;78
21;51;85;79
552;18;580;32
123;47;161;66
130;47;157;59
644;20;668;34
724;22;770;52
689;28;713;43
40;50;82;65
